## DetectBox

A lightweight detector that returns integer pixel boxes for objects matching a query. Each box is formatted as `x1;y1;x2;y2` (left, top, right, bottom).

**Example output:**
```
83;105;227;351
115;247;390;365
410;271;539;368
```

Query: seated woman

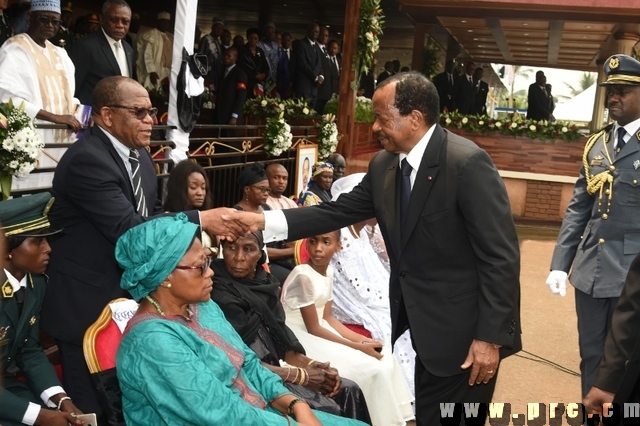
235;163;293;283
281;231;414;426
164;160;218;256
329;174;416;398
0;193;84;426
115;214;366;425
210;233;371;424
298;162;333;207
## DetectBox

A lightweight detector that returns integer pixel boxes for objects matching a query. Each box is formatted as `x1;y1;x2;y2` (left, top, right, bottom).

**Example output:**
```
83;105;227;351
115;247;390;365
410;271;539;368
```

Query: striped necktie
129;149;147;216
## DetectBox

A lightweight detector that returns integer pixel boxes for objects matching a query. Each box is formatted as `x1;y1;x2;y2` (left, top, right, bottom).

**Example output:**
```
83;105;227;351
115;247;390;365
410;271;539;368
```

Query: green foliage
244;97;318;120
323;96;375;123
353;0;384;89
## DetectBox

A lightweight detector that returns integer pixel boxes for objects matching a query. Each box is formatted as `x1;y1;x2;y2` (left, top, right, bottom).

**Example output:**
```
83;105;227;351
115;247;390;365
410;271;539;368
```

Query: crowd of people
432;60;489;114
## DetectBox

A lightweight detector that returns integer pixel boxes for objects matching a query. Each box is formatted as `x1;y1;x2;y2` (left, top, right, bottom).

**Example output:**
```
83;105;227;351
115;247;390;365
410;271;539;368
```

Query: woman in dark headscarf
211;232;371;424
238;27;270;98
235;162;271;213
298;162;333;207
115;214;367;426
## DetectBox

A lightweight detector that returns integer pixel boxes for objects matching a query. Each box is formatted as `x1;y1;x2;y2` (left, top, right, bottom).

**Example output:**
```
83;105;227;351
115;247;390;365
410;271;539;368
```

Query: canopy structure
553;84;596;123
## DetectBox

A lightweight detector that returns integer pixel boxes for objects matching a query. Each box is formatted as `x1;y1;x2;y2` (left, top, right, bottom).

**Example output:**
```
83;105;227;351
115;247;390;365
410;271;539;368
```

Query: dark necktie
15;287;25;317
129;149;147;216
617;128;626;156
224;67;229;78
400;158;413;225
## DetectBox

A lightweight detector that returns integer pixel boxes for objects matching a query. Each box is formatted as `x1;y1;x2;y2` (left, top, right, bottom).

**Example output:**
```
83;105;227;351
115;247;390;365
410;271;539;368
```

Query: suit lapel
16;275;36;332
383;160;400;257
98;31;121;76
1;277;19;330
93;127;136;201
615;130;640;163
400;125;445;250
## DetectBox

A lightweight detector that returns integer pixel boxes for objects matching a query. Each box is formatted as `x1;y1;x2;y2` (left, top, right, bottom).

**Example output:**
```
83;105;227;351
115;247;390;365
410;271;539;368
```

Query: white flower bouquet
263;114;293;157
317;114;341;160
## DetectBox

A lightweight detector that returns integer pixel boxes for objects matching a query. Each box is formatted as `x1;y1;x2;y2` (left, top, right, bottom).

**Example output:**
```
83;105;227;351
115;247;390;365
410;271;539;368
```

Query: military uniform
0;13;14;46
0;192;69;426
49;26;75;49
550;54;640;398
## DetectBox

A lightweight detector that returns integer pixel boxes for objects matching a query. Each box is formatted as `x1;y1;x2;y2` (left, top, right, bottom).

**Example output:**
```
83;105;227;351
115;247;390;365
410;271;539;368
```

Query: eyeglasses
175;257;212;277
36;16;62;27
251;185;271;194
108;105;158;120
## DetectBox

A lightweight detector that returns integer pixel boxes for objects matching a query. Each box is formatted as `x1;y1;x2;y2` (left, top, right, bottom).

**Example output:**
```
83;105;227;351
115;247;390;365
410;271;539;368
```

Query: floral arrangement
244;96;318;120
353;0;384;89
440;111;584;142
263;114;293;157
317;114;341;159
201;87;214;110
0;100;44;198
324;95;375;123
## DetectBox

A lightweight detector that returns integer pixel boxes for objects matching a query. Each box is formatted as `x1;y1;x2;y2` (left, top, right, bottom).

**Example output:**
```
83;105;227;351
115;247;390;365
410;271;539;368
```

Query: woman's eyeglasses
175;257;212;276
108;105;159;120
251;185;271;194
36;16;62;27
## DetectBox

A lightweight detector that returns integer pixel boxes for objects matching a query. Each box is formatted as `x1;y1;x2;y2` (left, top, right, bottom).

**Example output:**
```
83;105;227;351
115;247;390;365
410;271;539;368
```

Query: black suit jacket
42;126;198;344
214;65;248;124
281;124;522;376
328;55;340;96
454;74;476;114
472;80;489;115
433;71;455;112
526;83;553;120
292;38;322;101
68;30;135;105
595;252;640;402
316;44;332;102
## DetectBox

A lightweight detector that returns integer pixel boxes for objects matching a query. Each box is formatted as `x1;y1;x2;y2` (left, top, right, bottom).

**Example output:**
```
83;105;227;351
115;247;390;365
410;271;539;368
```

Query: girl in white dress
281;231;414;426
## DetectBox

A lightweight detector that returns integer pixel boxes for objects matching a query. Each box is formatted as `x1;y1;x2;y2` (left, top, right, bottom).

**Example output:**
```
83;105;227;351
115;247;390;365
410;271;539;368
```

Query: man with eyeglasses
68;0;135;105
41;76;250;419
0;0;81;142
546;54;640;401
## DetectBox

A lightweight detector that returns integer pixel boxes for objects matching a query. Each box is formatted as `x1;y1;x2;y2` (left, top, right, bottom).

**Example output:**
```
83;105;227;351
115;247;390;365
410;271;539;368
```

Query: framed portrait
295;143;318;198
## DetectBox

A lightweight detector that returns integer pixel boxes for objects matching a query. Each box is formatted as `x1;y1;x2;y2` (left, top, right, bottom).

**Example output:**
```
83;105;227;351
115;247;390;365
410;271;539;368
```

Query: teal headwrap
116;213;199;301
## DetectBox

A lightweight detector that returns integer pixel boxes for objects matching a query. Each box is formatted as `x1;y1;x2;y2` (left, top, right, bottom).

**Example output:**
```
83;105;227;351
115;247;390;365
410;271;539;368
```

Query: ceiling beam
486;17;513;63
547;20;564;65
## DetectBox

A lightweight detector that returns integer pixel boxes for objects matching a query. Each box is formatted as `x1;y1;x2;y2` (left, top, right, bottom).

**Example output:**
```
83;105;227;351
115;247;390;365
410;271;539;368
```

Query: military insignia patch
43;197;55;216
610;57;620;69
634;160;640;170
29;316;36;326
0;326;9;340
2;282;13;298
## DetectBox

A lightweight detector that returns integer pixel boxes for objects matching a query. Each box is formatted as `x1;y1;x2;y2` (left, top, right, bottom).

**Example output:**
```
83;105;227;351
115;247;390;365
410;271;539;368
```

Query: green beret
116;214;199;302
0;192;62;237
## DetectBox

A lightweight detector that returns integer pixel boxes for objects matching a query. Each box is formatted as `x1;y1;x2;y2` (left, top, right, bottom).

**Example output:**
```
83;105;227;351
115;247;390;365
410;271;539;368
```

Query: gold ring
487;370;494;374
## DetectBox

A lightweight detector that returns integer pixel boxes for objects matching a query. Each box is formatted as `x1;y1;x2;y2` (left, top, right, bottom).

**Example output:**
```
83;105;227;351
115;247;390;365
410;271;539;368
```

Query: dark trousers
575;289;619;398
57;340;103;418
415;358;498;426
1;377;44;426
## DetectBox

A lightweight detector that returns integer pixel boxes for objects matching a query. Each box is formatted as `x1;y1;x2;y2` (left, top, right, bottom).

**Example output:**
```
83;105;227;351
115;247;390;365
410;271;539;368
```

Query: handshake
199;208;266;241
545;270;568;296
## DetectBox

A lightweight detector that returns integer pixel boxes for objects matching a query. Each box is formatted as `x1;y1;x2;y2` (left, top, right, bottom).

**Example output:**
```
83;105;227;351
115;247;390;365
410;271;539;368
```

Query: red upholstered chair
293;238;310;265
83;298;138;426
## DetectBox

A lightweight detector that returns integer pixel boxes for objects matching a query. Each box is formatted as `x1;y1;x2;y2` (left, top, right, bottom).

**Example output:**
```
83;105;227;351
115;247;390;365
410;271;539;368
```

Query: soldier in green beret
547;53;640;399
0;192;83;426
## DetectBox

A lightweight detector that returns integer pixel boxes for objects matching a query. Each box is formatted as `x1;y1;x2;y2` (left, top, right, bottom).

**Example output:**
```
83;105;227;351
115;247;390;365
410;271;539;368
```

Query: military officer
0;193;83;426
49;2;75;49
546;54;640;398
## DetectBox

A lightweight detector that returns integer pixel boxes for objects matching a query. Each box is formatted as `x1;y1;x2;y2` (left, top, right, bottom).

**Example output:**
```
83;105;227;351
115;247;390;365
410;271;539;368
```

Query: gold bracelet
297;368;306;385
307;359;317;366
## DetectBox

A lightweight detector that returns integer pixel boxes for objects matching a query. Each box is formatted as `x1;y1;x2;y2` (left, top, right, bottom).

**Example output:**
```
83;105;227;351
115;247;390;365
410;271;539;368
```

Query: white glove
546;270;568;297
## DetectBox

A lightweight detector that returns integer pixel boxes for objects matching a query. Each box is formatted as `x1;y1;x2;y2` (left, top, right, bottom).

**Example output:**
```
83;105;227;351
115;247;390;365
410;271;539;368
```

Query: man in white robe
136;11;173;89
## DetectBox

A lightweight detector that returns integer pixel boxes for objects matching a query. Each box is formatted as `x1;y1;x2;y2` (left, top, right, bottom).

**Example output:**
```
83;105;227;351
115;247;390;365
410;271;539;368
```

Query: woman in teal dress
115;214;366;426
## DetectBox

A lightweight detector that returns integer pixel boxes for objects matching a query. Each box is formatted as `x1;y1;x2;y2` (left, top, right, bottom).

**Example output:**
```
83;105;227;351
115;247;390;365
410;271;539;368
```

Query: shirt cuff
41;386;65;407
231;113;238;118
22;402;41;426
263;210;288;242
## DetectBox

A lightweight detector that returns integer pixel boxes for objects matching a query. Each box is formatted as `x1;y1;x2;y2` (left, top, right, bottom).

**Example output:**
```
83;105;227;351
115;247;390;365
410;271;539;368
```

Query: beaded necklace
145;295;192;318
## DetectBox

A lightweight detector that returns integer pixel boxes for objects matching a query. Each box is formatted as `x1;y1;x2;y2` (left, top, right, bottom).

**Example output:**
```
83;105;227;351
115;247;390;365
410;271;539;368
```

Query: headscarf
238;162;267;189
116;214;199;301
311;161;333;180
331;173;366;202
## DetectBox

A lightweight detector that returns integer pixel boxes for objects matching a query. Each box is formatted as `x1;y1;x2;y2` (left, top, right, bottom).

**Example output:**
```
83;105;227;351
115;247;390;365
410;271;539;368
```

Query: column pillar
411;25;427;71
590;64;606;132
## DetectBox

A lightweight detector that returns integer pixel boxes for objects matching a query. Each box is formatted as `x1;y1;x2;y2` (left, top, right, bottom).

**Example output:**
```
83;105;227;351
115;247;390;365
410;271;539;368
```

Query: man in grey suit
68;0;135;105
235;71;521;425
546;53;640;399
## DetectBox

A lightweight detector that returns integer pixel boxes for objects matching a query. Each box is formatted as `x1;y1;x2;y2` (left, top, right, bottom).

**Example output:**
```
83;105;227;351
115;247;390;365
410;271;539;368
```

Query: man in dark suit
377;61;394;85
315;26;332;114
472;67;489;115
276;32;293;99
432;59;455;112
41;76;246;417
526;70;553;120
327;39;341;98
237;71;522;425
292;22;323;109
215;46;247;136
68;0;135;105
0;193;84;426
454;61;476;114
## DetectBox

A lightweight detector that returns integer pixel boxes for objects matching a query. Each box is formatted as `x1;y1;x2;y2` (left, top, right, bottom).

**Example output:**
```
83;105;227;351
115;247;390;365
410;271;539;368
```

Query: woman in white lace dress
330;174;416;399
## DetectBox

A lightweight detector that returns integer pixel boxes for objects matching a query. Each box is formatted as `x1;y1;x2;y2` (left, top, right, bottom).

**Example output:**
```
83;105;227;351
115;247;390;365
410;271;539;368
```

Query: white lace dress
281;264;414;426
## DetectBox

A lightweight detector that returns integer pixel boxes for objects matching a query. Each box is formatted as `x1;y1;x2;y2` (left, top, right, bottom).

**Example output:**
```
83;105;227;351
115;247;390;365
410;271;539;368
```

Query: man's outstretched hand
200;208;265;240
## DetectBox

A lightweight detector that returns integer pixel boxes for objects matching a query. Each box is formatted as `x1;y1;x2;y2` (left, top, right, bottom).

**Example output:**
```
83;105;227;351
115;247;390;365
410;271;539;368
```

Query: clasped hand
307;361;341;397
200;209;264;241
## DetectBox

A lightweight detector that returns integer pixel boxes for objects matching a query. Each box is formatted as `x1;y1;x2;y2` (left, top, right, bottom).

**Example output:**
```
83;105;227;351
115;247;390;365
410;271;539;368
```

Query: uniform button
399;272;406;279
605;189;611;195
634;179;638;185
599;238;605;244
609;165;616;171
602;213;608;220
